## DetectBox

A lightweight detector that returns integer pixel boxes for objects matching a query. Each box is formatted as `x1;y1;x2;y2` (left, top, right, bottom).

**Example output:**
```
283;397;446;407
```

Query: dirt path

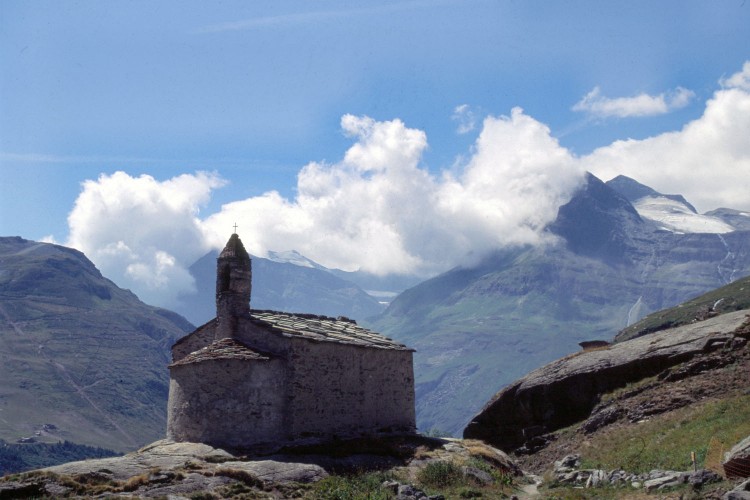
1;294;135;448
0;302;25;335
48;359;137;448
517;483;539;498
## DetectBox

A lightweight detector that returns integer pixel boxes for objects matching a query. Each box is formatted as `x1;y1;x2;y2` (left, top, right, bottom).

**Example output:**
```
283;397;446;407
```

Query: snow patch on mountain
634;196;735;234
266;250;321;269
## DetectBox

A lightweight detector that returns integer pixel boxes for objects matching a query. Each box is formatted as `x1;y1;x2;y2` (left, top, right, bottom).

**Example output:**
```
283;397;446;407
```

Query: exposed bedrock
463;309;750;451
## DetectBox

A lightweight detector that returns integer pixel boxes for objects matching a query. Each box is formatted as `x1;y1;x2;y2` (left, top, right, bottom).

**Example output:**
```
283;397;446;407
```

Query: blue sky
1;1;749;306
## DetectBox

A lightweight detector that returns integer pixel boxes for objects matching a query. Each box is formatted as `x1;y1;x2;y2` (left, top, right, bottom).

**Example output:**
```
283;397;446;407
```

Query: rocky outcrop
0;437;523;498
464;309;750;451
725;435;750;479
548;454;722;492
725;478;750;500
0;440;327;498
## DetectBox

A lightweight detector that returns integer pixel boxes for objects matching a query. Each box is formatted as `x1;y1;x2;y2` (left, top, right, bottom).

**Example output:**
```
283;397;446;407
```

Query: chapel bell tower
215;232;251;339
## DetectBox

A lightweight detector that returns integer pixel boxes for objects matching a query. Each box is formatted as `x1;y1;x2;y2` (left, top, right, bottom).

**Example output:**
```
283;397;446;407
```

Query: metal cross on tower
233;223;238;234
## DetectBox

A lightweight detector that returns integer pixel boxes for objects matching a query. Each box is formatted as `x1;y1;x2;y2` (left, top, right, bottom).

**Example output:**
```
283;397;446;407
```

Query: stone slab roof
170;338;270;367
248;310;411;351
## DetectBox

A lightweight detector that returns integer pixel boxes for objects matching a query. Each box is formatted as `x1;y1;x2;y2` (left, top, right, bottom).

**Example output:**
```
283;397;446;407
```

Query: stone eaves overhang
248;310;413;351
169;338;270;367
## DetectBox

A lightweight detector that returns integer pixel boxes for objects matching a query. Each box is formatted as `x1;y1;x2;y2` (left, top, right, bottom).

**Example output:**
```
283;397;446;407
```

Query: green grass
580;394;750;473
305;454;518;500
417;460;463;488
307;472;393;500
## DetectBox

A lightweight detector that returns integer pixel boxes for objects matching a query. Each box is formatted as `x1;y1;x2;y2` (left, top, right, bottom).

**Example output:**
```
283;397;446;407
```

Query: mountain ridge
0;237;193;452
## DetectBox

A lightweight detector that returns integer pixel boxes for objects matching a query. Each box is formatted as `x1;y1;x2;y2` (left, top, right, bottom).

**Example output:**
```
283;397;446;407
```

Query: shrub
417;460;462;488
308;472;392;500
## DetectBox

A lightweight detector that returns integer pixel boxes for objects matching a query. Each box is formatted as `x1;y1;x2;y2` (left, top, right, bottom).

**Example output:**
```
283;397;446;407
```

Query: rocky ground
0;436;525;499
500;322;750;499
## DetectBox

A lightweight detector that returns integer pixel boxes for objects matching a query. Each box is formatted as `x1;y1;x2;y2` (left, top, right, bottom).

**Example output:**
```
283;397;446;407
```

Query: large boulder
725;435;750;479
464;310;750;451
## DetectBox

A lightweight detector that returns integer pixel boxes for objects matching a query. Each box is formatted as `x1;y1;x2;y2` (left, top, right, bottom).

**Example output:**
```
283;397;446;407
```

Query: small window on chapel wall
218;264;231;292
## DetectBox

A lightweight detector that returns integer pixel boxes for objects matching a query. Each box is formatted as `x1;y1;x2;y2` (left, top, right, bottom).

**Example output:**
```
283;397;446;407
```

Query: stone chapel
166;233;416;452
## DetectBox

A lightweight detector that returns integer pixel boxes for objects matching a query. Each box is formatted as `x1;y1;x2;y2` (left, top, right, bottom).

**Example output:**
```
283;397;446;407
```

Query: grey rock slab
644;472;686;491
217;460;328;484
462;466;493;486
725;491;750;500
688;468;722;487
44;455;155;481
725;434;750;478
134;473;235;498
442;442;464;454
139;439;235;460
554;454;581;472
43;440;236;481
465;310;750;451
585;469;607;488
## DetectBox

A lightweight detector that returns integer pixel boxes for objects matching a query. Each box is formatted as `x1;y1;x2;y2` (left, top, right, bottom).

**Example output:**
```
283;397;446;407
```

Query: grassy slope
0;238;193;452
581;394;750;473
615;275;750;342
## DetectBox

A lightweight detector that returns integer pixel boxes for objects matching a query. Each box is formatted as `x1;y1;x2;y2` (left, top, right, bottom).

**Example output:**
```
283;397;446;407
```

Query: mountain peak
606;175;660;201
548;172;642;263
606;175;698;214
265;250;321;269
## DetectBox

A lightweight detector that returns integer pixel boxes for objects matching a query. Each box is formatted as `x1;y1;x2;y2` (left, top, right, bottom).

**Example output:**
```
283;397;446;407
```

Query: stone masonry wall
285;339;415;440
234;319;292;355
167;357;286;452
172;321;217;362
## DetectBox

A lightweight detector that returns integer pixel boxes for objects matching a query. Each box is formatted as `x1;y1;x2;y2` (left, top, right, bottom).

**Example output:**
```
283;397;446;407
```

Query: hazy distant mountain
0;237;193;452
264;250;423;305
368;173;750;435
174;250;387;326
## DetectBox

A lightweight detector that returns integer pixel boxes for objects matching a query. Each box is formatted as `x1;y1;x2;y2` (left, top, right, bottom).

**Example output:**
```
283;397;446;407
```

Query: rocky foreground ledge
0;437;524;498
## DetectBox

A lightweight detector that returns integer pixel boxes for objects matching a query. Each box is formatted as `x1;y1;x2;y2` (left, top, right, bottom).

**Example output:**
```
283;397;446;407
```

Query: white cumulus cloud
721;61;750;91
436;108;584;255
573;86;695;118
581;63;750;212
202;110;586;277
66;171;225;307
